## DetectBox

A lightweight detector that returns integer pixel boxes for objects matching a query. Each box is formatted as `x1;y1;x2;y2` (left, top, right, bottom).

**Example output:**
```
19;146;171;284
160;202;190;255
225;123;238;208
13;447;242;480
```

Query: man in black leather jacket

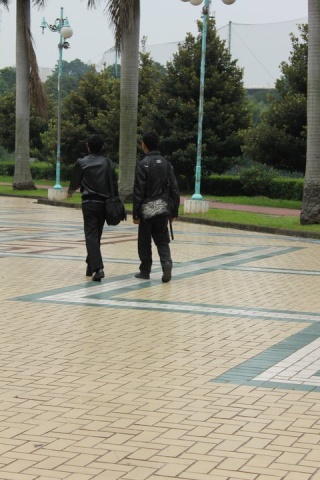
67;134;118;282
133;131;180;283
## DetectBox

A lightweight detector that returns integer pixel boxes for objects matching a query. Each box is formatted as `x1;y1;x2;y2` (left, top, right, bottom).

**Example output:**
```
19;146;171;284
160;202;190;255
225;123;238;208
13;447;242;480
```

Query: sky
0;0;308;85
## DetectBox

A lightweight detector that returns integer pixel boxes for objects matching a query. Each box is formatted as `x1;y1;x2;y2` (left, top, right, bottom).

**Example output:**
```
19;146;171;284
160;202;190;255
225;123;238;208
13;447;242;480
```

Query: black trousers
138;216;172;274
82;201;106;273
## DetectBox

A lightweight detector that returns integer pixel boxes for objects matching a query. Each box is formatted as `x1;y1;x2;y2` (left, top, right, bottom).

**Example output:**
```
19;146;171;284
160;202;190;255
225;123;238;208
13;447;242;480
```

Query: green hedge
0;161;304;201
269;178;303;200
201;175;243;196
189;174;303;201
0;161;73;181
0;161;14;176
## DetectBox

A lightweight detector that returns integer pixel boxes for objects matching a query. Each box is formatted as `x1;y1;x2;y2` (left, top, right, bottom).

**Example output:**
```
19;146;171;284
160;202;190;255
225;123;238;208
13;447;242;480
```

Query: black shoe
162;263;172;283
86;267;92;276
135;272;150;280
92;269;105;282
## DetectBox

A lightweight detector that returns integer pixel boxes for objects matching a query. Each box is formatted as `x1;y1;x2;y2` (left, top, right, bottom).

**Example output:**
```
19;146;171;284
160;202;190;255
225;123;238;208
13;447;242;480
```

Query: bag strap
169;218;174;240
107;158;115;198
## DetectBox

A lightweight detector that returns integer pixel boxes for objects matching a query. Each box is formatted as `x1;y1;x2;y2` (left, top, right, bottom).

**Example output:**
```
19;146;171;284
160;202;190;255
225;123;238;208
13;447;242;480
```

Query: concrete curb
178;215;320;240
38;197;82;209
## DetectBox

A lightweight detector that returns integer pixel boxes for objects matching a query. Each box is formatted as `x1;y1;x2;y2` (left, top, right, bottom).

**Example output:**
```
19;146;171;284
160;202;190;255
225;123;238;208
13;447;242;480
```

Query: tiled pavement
1;196;320;480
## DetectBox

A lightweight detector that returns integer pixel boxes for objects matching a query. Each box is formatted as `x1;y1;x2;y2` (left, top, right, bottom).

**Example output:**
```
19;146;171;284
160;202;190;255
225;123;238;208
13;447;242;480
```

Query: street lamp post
193;0;210;200
181;0;236;212
40;8;73;193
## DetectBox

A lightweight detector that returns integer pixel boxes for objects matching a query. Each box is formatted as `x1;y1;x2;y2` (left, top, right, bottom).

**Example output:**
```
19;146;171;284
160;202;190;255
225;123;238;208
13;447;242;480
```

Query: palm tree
300;0;319;224
0;1;10;25
14;0;36;189
0;0;46;190
88;0;140;201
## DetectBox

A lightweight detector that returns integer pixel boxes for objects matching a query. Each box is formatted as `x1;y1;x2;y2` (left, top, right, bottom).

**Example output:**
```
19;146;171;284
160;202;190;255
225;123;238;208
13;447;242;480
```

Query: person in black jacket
67;134;118;282
133;131;180;283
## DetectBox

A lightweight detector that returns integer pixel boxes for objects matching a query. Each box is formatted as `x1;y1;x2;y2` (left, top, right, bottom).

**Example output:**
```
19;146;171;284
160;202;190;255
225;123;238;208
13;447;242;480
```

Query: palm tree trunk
300;0;319;223
13;0;36;190
118;5;140;202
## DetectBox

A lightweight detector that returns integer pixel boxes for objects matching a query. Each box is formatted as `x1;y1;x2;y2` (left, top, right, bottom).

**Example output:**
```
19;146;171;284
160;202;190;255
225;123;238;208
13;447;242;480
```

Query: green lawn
201;195;301;210
191;209;320;231
0;185;49;198
0;176;69;187
1;177;317;235
0;177;300;208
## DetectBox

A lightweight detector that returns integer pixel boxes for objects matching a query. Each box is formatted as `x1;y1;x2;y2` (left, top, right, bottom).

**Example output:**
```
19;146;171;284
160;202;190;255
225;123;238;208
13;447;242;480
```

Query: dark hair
142;131;159;151
87;134;104;154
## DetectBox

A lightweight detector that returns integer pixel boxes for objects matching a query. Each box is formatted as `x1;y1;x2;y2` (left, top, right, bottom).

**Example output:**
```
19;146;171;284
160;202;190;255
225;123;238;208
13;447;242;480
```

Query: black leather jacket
133;151;180;220
68;154;118;201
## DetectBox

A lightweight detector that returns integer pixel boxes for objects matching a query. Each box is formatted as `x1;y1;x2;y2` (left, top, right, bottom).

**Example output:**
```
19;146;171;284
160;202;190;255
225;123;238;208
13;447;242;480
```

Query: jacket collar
145;150;161;156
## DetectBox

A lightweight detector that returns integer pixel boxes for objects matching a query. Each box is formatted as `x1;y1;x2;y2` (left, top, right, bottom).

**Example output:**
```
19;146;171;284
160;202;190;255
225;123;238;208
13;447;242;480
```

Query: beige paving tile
2;197;320;479
122;466;157;479
283;474;313;480
252;476;283;480
154;462;190;477
0;474;38;480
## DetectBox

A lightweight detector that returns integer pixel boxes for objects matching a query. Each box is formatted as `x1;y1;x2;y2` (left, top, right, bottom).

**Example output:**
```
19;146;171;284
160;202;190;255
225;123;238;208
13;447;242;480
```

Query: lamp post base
184;199;209;214
48;187;67;201
192;193;203;200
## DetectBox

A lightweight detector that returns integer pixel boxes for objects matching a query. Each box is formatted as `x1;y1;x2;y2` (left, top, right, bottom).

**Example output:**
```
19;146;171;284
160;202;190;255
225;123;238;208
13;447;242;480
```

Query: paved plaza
1;196;320;480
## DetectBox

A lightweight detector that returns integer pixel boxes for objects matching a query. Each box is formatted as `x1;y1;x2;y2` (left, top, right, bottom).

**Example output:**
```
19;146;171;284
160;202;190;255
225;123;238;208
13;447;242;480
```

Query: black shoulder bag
105;161;127;226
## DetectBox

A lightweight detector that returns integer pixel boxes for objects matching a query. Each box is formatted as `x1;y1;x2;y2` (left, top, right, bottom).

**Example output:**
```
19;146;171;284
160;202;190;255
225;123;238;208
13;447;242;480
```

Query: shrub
0;161;14;176
0;160;73;181
239;165;277;196
201;175;243;196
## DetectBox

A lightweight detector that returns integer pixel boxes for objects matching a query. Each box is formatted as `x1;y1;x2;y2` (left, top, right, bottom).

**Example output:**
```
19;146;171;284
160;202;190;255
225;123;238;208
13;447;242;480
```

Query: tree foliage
0;89;53;160
138;50;166;136
246;89;276;126
42;53;165;167
243;24;307;173
0;67;16;95
44;59;92;102
41;66;120;165
0;91;16;152
141;19;250;188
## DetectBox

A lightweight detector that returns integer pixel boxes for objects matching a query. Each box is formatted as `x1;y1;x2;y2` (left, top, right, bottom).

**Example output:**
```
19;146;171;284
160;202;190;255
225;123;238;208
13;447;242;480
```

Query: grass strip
1;180;319;235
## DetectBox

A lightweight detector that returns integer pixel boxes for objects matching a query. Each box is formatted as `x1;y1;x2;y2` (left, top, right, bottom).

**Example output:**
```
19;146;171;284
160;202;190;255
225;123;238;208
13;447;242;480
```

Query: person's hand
67;193;73;198
171;217;177;222
133;219;140;225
